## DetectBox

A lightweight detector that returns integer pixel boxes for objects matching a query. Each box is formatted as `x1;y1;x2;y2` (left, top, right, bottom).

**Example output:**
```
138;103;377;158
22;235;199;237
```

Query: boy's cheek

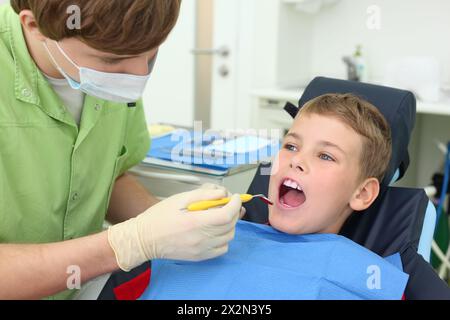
268;183;276;204
270;159;282;176
313;170;346;192
271;151;290;176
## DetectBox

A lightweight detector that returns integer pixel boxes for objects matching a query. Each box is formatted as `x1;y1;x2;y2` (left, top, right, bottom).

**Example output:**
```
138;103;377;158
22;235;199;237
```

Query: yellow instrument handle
187;194;253;211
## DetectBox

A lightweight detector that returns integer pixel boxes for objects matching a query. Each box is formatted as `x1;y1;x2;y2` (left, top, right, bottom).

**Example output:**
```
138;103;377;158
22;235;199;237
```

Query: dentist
0;0;242;299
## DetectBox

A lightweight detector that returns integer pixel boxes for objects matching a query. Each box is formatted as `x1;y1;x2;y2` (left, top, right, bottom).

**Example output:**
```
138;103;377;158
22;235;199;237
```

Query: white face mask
43;40;156;103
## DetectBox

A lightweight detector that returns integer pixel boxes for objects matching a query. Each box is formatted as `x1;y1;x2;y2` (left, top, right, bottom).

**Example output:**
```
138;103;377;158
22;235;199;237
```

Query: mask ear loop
53;40;81;71
42;40;66;74
42;40;79;83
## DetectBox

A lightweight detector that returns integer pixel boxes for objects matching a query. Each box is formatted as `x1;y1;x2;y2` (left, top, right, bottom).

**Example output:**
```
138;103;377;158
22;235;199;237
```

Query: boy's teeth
283;179;302;191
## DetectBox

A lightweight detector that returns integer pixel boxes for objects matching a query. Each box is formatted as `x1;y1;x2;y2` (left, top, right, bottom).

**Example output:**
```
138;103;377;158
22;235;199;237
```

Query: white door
191;0;244;130
209;0;241;130
144;0;243;130
143;0;196;128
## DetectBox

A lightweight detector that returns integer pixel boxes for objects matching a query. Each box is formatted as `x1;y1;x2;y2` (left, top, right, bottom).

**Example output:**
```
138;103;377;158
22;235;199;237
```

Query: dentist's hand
108;188;243;271
200;183;246;218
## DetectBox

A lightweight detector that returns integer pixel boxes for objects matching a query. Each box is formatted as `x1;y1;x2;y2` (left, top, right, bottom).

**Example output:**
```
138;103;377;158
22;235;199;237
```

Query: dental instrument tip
254;194;273;206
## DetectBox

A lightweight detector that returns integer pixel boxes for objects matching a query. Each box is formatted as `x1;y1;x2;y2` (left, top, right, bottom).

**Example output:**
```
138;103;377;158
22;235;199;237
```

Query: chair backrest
244;77;426;257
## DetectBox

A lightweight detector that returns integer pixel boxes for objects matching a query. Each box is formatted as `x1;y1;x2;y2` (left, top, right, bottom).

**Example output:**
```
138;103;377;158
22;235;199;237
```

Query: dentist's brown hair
11;0;181;55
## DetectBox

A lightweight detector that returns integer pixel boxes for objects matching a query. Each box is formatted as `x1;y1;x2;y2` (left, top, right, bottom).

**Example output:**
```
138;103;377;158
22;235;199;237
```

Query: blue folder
140;220;409;300
147;131;280;172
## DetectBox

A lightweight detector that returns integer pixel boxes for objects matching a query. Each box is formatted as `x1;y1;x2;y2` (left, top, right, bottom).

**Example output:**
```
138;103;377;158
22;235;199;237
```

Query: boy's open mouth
278;178;306;209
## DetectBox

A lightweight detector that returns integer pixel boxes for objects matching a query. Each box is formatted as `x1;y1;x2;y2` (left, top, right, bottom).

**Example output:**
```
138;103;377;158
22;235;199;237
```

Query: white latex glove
200;183;246;217
108;188;243;271
200;183;227;191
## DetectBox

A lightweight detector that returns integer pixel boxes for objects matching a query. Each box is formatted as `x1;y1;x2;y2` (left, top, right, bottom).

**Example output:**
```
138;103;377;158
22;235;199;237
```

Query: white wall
245;0;314;89
308;0;450;84
142;0;196;127
277;5;314;88
246;0;450;89
232;0;314;129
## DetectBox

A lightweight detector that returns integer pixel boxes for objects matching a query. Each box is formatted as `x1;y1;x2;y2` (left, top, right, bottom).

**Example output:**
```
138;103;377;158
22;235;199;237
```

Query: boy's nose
290;163;305;172
290;155;307;173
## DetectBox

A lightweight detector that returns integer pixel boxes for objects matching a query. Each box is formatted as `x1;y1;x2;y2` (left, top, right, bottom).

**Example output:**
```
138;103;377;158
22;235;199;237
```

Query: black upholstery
243;77;450;299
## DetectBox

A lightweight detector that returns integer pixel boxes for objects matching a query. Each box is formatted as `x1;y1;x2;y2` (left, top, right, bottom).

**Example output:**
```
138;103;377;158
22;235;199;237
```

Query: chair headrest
286;77;416;186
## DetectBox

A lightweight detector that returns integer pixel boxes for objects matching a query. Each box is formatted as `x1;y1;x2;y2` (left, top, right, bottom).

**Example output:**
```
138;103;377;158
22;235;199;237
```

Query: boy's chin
268;212;304;235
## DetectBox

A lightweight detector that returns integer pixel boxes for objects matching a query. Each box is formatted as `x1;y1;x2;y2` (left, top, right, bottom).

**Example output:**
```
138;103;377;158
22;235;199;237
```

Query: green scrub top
0;5;151;299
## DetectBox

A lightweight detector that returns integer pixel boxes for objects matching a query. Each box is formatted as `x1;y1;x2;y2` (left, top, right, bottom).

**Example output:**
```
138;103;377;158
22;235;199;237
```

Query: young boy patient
269;93;390;235
140;94;409;300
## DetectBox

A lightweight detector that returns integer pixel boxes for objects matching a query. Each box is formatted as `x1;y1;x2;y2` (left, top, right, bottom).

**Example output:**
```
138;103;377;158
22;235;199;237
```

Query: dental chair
98;77;450;300
243;77;450;300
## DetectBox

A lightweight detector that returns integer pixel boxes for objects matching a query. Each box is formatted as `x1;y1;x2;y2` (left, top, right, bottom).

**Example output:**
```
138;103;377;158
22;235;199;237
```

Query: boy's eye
319;153;335;162
284;143;297;152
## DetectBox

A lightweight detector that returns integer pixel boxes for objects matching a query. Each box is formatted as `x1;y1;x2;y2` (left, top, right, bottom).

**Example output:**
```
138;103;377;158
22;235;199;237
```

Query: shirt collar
8;9;41;106
7;9;77;125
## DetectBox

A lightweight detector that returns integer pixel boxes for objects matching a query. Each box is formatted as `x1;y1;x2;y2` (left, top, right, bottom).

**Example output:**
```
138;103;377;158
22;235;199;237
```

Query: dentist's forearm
0;231;118;300
106;173;160;224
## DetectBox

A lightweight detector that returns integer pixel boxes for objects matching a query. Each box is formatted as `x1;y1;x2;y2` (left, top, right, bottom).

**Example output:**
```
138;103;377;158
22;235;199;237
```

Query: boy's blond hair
11;0;181;55
298;93;392;183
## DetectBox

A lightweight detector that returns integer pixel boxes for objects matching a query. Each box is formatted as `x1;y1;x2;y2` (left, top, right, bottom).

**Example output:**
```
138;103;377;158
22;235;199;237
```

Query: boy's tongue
281;189;306;207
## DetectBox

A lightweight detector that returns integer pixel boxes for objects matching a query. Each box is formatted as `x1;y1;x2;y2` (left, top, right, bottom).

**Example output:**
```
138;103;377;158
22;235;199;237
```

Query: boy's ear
349;178;380;212
19;10;46;41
